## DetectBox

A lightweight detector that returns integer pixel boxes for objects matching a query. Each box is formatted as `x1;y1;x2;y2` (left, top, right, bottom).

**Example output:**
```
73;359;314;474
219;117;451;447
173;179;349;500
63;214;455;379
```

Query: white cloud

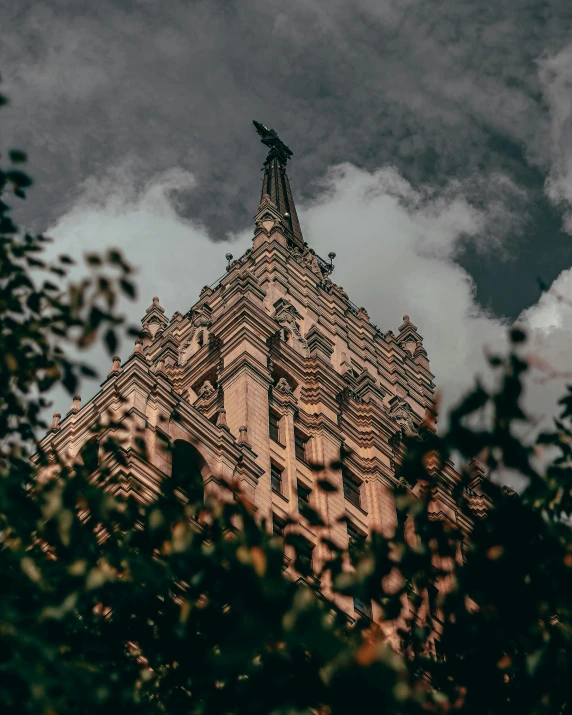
47;164;251;414
303;164;571;432
50;164;251;322
48;161;572;440
302;165;508;419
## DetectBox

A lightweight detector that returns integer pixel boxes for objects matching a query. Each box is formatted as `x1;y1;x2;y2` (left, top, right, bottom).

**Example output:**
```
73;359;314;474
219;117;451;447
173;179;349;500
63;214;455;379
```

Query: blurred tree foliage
1;80;571;714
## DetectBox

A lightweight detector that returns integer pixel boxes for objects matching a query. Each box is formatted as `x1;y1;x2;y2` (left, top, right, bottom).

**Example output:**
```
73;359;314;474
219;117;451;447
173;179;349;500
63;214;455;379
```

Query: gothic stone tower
38;122;491;630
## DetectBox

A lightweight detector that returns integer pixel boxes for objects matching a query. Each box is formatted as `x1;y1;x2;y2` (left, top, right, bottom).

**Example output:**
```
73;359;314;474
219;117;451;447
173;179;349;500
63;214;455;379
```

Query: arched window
171;440;207;502
197;331;205;348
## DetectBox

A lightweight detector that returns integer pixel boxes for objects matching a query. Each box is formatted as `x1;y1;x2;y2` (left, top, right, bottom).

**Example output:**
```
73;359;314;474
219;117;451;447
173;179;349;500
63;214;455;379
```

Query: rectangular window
342;470;361;508
294;432;307;462
269;411;280;443
347;523;365;565
428;582;441;622
297;538;314;576
297;483;311;513
354;596;373;620
272;516;285;542
271;463;283;494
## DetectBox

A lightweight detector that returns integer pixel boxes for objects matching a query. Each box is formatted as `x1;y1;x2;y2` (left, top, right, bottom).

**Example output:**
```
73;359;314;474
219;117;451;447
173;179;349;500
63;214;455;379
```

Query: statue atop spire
252;120;304;247
253;121;293;165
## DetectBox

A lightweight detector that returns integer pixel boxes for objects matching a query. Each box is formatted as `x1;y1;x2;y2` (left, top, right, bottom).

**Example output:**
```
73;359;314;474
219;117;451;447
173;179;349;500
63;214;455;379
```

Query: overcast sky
2;0;572;433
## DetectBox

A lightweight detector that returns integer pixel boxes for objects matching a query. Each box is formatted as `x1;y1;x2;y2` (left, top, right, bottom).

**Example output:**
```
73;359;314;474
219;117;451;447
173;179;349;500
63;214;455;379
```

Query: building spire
253;121;304;248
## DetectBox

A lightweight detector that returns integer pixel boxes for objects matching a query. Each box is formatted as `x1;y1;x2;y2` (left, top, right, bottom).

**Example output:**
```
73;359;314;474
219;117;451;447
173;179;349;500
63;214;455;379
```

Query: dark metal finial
225;253;233;271
253;120;293;164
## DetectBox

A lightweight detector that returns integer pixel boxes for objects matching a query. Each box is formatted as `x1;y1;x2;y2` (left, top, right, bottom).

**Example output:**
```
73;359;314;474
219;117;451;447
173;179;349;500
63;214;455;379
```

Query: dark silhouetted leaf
8;150;27;163
104;329;117;355
317;479;338;492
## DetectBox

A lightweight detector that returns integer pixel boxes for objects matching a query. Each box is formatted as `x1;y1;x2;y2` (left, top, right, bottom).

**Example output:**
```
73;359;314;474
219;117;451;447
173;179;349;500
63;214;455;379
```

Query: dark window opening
296;538;314;576
354;596;373;620
294;432;308;462
272;516;285;543
343;469;361;508
347;523;366;565
428;583;441;622
271;463;283;494
172;440;206;503
269;411;281;443
297;483;311;514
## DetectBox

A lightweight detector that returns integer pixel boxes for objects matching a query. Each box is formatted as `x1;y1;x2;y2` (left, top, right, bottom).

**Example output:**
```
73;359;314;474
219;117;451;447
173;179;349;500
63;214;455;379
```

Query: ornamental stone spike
216;409;229;430
69;394;81;414
108;355;121;376
149;296;164;313
49;412;61;431
238;425;250;447
141;295;168;333
132;338;145;356
398;313;419;333
140;327;153;347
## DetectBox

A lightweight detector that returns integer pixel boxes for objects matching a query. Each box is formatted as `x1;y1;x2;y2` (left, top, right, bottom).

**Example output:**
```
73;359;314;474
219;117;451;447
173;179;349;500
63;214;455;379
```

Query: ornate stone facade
38;124;491;638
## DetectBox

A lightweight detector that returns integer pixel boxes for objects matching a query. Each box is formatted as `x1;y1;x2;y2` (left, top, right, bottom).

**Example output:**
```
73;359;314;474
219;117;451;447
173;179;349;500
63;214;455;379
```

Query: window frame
296;538;314;576
342;468;361;508
347;522;366;565
271;462;284;494
297;482;311;514
272;515;285;541
294;431;308;463
354;596;373;620
269;410;281;444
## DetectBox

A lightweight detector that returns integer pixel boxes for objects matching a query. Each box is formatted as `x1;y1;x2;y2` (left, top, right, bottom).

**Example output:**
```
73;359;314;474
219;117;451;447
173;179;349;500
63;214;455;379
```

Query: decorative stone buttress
37;121;492;635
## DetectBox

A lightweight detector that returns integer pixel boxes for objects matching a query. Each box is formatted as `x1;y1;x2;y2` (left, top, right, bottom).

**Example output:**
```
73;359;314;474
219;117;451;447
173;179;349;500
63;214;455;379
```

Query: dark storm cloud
1;0;571;317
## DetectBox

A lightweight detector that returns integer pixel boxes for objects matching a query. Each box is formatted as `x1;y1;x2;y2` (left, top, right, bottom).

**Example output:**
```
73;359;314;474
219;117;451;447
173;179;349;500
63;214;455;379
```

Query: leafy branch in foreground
1;75;572;714
0;88;137;458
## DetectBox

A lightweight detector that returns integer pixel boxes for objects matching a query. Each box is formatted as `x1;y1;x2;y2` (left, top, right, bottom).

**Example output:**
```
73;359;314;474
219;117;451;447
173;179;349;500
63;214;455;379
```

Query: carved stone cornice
270;380;298;414
305;324;334;361
142;296;169;334
218;351;272;391
221;268;266;307
386;397;419;436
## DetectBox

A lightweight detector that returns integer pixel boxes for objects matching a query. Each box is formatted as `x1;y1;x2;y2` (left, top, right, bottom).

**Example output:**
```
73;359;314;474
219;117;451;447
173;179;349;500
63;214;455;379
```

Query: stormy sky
2;0;572;433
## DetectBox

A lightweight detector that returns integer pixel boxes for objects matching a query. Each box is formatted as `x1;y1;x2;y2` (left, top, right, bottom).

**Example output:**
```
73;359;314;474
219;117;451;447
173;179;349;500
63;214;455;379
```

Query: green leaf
8;150;27;163
120;279;136;299
6;170;33;188
317;479;338;492
509;326;527;344
301;504;326;527
80;365;98;378
104;328;117;355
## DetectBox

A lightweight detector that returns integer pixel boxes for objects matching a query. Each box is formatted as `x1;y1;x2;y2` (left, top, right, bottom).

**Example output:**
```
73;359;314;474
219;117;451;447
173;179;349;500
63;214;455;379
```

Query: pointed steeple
253;121;304;248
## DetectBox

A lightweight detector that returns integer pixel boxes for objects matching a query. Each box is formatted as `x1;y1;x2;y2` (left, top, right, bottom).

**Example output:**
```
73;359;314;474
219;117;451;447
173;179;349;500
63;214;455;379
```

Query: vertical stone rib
281;167;303;246
260;156;304;248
